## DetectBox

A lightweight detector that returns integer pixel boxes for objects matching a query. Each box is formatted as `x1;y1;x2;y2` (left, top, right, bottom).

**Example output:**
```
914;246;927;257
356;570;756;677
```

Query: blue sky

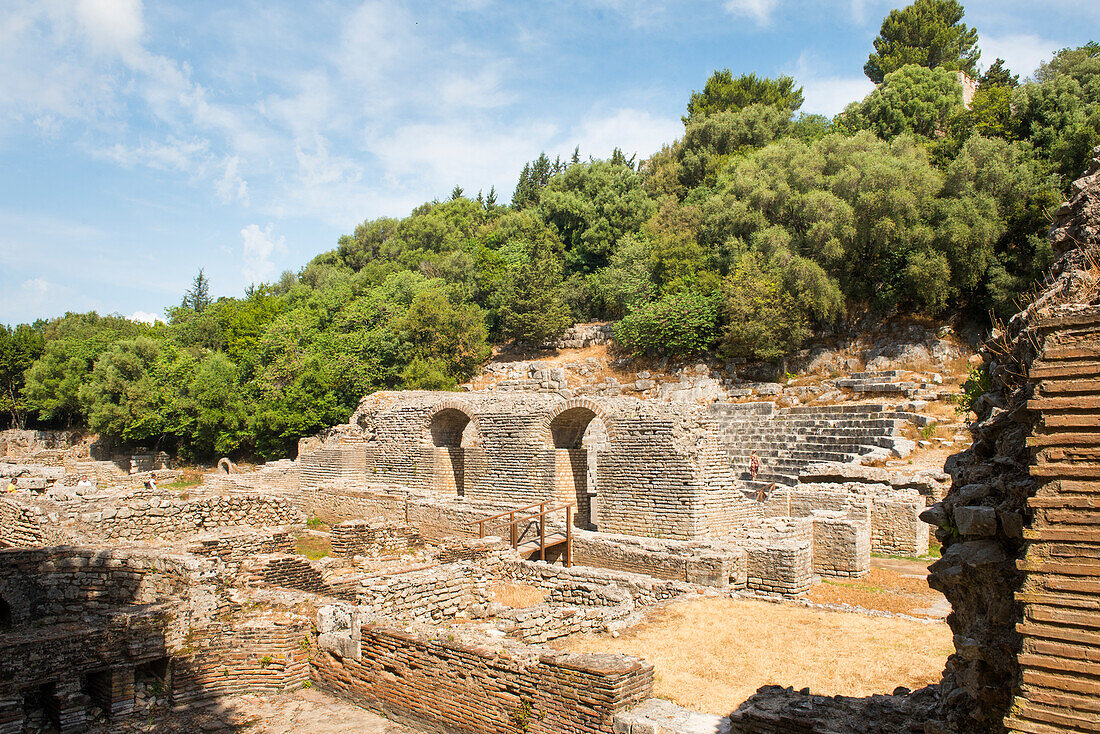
1;0;1095;326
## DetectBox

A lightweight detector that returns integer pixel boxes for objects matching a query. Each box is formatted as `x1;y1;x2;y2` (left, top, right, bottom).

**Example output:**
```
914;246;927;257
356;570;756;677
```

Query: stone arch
543;398;612;529
425;400;478;496
217;457;235;474
543;398;614;445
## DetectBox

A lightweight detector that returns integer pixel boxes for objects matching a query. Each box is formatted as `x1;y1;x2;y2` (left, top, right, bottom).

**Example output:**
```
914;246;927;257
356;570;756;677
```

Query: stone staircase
709;402;913;492
834;370;920;397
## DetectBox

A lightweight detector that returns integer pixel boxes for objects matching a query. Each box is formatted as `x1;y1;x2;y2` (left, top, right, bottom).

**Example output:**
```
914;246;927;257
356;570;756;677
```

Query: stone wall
330;518;421;557
357;564;492;622
312;621;653;734
90;493;303;540
186;529;297;575
736;519;814;595
810;511;871;579
920;150;1100;732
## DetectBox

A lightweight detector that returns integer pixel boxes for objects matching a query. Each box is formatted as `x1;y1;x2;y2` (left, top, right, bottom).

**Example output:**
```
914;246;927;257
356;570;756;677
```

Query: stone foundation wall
811;512;871;578
872;491;928;557
186;530;297;575
496;558;695;608
91;493;303;539
312;622;654;734
568;529;747;589
738;519;814;595
356;564;492;622
330;519;421;558
172;616;312;704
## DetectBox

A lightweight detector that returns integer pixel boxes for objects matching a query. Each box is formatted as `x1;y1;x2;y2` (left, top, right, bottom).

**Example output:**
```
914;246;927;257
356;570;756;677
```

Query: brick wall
312;622;653;734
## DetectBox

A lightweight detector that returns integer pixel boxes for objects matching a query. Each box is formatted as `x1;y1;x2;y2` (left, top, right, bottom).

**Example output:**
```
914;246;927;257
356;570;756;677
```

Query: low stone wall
289;484;410;525
357;564;492;622
330;518;421;558
312;621;654;734
92;493;303;540
186;529;297;575
497;558;694;609
811;512;870;578
872;491;928;557
563;530;747;590
737;519;814;595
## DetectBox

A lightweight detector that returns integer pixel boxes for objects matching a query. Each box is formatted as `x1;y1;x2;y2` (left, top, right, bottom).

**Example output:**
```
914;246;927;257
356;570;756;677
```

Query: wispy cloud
128;310;165;325
241;223;286;283
787;51;874;117
979;33;1061;79
723;0;779;25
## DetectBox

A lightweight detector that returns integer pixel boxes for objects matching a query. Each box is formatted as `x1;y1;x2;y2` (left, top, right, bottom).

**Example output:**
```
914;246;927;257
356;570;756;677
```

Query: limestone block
954;506;997;537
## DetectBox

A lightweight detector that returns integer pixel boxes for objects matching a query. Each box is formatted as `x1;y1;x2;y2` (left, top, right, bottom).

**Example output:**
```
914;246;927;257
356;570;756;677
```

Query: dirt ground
806;557;950;619
104;689;421;733
560;596;952;716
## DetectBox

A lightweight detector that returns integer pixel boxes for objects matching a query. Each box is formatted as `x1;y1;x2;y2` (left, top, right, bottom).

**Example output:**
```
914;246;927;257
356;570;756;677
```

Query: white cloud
800;75;874;116
215;156;249;206
73;0;143;57
980;33;1060;80
22;278;49;296
128;310;165;325
96;137;211;172
241;223;286;283
723;0;779;25
565;108;682;161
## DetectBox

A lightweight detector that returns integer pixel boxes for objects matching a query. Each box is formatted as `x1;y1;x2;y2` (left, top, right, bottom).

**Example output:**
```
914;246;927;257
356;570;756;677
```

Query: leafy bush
613;291;719;358
952;365;991;416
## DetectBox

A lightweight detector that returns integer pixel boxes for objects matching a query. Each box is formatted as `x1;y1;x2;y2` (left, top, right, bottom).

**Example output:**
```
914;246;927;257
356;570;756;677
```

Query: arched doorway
429;408;471;496
0;597;10;632
549;406;605;528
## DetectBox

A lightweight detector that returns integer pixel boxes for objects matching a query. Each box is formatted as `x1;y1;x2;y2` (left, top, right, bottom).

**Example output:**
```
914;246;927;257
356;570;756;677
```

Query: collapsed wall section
312;623;653;734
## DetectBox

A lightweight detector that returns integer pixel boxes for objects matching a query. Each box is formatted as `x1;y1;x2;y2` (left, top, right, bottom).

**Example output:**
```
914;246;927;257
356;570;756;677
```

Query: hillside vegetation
1;1;1097;460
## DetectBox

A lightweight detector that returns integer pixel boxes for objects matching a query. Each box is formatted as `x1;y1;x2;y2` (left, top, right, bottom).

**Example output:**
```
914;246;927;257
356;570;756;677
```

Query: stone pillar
107;667;135;718
55;679;89;734
0;695;23;734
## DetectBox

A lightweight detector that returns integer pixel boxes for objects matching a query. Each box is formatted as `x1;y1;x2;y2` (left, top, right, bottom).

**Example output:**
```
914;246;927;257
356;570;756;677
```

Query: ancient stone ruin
1;150;1098;734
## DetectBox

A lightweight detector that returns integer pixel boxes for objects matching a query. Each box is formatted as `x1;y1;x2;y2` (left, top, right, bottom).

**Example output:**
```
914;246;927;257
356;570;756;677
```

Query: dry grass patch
491;582;546;608
295;534;331;560
561;597;951;716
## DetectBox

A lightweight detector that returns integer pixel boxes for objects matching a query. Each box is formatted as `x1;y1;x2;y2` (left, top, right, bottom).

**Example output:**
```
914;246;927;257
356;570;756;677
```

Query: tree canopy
864;0;980;83
2;4;1094;464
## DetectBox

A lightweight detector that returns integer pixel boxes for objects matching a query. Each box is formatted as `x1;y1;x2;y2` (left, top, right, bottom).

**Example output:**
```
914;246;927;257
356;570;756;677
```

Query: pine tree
183;269;212;313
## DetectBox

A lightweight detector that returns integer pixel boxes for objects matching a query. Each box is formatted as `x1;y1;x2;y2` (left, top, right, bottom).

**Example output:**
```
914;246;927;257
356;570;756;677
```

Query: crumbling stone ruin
6;154;1099;734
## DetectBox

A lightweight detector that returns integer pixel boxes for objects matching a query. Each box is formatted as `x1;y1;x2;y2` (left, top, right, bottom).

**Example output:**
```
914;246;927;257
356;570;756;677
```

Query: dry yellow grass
490;582;546;608
562;597;952;716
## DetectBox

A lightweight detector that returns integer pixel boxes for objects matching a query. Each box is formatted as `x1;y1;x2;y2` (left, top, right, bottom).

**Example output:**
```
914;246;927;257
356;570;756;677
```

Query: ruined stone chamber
318;391;758;540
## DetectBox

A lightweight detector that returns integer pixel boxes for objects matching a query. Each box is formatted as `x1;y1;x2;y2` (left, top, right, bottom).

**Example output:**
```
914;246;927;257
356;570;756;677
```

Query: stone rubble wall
311;620;654;734
553;321;614;349
357;563;493;623
567;529;748;590
87;492;303;540
496;558;695;609
330;518;421;558
0;498;47;547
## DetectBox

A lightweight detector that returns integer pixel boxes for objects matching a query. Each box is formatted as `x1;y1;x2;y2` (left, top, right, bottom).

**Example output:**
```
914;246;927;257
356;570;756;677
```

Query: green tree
678;104;792;190
536;159;655;272
182;269;213;313
864;0;980;84
979;58;1018;88
720;253;809;363
497;240;572;346
512;153;564;209
685;71;803;122
840;64;963;139
0;324;45;428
